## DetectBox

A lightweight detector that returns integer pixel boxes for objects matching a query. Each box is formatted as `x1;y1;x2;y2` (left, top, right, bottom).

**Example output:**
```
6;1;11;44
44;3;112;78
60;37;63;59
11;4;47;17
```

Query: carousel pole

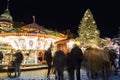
32;16;36;23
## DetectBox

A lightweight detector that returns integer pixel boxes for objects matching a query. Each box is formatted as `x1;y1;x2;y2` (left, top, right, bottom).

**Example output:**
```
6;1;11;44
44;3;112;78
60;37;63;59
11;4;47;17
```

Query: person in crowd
38;51;43;62
8;50;23;77
0;51;3;64
66;44;84;80
44;46;52;78
109;49;117;67
13;50;23;67
112;41;120;75
53;49;66;80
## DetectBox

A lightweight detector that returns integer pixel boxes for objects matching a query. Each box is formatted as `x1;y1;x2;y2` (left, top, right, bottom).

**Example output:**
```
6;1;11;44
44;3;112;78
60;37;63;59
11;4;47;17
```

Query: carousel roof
20;22;43;32
18;22;67;38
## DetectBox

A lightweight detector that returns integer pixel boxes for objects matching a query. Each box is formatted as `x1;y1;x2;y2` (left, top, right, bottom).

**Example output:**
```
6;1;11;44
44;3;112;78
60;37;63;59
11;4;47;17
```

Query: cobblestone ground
0;69;88;80
0;69;120;80
0;69;54;80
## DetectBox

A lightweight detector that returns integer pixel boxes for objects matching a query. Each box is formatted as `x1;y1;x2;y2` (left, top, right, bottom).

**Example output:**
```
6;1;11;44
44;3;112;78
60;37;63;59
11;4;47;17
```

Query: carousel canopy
20;22;43;33
18;22;67;38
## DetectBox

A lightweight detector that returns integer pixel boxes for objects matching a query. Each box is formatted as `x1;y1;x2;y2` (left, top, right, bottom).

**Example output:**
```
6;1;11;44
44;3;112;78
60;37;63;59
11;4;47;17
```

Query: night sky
0;0;120;38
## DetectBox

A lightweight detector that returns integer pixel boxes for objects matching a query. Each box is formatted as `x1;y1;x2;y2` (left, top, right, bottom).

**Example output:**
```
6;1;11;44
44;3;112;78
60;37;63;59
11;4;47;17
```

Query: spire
32;16;36;23
5;0;10;12
7;0;9;11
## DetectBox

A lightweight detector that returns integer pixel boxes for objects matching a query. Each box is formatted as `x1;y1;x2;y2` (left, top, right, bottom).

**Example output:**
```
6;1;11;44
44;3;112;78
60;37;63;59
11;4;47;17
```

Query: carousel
0;7;67;65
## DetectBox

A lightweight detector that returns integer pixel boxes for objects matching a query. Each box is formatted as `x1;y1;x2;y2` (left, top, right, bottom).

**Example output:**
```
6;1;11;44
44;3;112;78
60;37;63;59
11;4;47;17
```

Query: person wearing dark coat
53;50;65;80
44;47;52;78
66;45;84;80
0;51;3;64
14;51;23;67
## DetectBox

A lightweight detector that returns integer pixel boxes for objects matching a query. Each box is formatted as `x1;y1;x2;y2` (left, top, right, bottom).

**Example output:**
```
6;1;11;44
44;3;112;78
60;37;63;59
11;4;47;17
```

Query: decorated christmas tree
77;9;101;47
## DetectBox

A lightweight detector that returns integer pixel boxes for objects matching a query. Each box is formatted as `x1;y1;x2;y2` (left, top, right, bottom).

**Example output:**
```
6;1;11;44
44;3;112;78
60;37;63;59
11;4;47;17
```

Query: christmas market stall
55;39;80;54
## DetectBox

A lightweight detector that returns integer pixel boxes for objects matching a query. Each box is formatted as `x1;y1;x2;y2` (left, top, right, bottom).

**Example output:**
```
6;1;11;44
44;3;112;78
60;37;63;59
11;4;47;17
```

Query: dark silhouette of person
66;44;84;80
109;49;118;75
0;51;3;64
14;50;23;67
9;50;23;77
44;46;52;78
53;50;65;80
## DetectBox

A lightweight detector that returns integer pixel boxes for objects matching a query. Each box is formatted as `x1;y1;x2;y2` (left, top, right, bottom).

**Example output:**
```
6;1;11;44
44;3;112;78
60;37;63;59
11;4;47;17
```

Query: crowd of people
44;44;84;80
44;42;120;80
